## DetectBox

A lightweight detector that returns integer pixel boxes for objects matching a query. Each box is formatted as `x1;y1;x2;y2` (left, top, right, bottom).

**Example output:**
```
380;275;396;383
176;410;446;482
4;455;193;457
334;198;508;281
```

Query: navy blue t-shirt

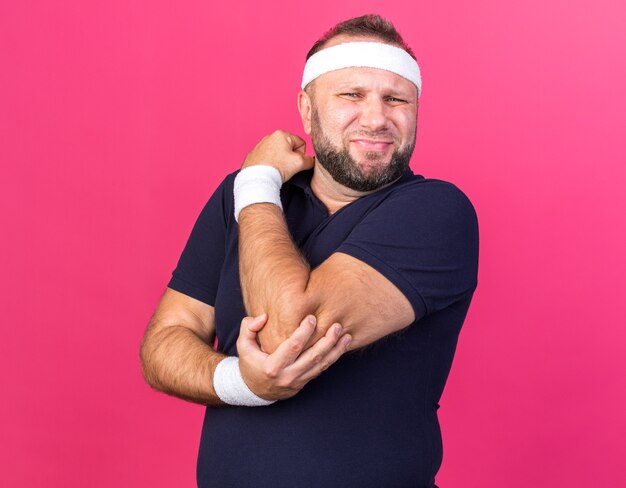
169;168;478;488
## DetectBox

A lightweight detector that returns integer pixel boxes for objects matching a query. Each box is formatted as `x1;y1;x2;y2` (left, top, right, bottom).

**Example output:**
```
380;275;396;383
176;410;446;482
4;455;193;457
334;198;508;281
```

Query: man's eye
386;97;406;103
341;93;361;98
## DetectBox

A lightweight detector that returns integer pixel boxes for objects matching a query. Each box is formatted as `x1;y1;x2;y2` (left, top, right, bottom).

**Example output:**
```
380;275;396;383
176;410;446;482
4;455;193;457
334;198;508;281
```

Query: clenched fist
243;130;315;183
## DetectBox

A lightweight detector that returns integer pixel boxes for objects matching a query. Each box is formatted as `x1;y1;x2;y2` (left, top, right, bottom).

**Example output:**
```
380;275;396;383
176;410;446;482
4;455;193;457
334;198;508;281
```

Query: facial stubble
311;106;415;192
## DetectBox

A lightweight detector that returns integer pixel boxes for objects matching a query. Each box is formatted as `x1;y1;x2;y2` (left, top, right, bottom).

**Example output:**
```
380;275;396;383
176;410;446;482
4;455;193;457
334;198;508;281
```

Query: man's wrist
213;356;275;407
234;165;283;222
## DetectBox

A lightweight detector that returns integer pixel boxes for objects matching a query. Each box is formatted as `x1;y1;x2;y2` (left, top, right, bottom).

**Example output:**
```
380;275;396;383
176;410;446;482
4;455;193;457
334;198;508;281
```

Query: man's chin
349;153;393;174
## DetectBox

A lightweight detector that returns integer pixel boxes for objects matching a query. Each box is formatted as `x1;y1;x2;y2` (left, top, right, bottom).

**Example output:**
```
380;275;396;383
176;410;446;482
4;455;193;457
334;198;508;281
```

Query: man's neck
310;160;402;215
310;161;374;215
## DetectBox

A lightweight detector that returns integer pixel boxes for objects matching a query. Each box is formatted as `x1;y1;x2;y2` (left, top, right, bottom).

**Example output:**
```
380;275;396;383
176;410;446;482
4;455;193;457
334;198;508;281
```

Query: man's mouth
350;139;393;151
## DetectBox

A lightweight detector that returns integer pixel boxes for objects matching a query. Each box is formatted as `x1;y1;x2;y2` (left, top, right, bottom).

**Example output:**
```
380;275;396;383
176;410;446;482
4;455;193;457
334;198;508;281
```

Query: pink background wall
2;1;625;486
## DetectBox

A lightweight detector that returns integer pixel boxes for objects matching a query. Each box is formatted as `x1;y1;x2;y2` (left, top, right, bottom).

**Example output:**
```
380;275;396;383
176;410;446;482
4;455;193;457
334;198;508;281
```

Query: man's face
301;37;418;192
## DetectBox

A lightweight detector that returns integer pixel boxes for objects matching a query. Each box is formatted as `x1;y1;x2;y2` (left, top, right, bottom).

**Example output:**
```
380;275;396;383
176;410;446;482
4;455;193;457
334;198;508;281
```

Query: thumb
237;314;269;358
287;133;306;153
239;314;268;340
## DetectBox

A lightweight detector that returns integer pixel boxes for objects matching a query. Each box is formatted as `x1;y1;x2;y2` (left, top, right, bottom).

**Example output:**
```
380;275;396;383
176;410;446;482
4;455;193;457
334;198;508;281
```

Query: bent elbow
139;328;161;390
258;292;314;353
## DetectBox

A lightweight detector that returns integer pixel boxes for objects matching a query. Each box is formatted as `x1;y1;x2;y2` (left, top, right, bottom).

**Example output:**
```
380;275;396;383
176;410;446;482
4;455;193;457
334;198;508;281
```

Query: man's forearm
238;204;318;351
237;193;415;353
140;324;225;405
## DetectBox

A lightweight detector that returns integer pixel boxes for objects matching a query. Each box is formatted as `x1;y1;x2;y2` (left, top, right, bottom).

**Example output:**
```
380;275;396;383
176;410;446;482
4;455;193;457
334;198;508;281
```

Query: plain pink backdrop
2;1;625;486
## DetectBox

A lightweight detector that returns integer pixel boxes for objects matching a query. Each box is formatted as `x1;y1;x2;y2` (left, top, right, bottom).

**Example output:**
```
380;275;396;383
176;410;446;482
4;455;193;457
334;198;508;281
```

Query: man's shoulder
385;173;476;217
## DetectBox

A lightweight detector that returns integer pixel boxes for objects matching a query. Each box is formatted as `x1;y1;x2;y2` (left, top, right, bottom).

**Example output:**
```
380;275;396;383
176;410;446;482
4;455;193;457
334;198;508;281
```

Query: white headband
301;41;422;97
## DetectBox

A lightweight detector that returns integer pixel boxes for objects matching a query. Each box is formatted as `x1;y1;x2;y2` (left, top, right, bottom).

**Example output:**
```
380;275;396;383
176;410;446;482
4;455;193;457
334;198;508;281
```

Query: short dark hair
306;14;416;61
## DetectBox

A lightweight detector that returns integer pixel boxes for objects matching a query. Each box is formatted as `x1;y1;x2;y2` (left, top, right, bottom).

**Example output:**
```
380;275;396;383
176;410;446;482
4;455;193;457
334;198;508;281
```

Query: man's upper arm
148;287;216;342
168;174;234;306
159;174;233;343
302;181;479;349
304;253;414;349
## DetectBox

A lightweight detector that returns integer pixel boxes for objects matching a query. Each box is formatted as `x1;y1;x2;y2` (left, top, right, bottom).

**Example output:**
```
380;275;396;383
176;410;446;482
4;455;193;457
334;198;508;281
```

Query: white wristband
233;165;283;222
213;356;275;407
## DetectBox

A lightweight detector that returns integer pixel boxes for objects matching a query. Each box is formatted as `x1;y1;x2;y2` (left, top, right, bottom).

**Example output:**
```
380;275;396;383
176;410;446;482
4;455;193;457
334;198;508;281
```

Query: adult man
141;14;478;488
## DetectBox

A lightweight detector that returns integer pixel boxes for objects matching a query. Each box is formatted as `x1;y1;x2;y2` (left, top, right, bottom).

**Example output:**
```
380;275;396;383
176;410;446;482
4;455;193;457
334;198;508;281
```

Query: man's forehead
314;66;417;97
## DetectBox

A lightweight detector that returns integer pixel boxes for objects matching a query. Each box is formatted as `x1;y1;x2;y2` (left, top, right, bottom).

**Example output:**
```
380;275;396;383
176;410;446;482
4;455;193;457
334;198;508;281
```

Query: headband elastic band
301;41;422;96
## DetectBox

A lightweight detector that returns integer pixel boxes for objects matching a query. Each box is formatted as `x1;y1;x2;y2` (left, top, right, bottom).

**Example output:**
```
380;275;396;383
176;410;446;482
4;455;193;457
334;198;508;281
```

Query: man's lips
350;139;393;151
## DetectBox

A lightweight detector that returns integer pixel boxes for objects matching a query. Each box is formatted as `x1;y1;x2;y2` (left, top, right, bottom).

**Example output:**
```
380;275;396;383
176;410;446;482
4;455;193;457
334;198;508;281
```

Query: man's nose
358;97;389;132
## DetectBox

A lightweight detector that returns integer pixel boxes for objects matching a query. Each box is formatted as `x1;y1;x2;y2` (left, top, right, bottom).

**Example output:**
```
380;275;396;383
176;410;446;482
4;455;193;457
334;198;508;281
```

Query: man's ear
297;90;312;135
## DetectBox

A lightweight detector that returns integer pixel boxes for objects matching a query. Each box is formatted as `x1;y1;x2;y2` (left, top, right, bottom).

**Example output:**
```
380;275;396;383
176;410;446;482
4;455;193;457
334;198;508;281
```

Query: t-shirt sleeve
167;174;235;306
336;180;479;321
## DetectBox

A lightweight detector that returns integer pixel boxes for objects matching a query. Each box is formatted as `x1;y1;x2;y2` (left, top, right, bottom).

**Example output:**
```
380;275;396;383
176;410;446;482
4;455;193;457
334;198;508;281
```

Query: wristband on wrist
233;165;283;222
213;356;275;407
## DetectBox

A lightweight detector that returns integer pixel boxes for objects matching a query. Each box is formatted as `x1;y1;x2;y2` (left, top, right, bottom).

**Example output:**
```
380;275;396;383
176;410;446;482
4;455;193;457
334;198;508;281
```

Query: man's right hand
237;314;352;401
241;130;315;183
